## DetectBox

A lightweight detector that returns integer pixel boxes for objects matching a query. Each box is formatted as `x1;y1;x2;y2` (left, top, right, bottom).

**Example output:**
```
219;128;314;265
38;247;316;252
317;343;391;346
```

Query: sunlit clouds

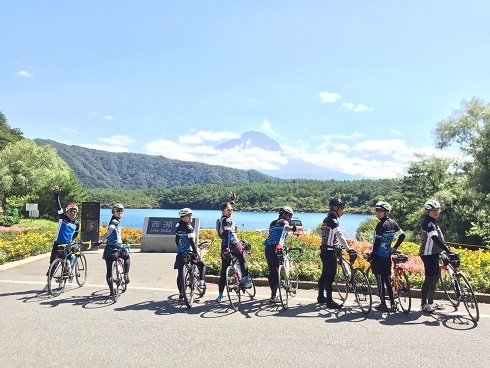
16;70;33;78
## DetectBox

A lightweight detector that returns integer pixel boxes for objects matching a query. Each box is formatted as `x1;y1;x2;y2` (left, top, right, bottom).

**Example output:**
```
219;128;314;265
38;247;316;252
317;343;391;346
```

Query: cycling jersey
53;192;79;244
420;215;448;256
216;215;238;250
264;218;289;247
372;217;404;258
321;213;348;250
175;220;197;254
100;216;122;246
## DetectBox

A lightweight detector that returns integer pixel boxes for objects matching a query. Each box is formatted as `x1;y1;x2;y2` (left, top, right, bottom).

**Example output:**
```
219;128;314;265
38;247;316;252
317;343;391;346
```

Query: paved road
1;250;489;368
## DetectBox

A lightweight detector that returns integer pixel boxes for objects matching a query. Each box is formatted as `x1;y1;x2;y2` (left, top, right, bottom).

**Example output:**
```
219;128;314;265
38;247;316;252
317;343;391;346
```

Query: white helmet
375;201;391;212
279;206;294;216
112;203;124;211
179;208;193;217
424;200;441;210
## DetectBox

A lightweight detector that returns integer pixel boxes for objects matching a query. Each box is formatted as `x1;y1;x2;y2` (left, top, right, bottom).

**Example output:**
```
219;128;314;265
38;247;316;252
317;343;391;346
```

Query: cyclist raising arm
264;206;297;303
420;200;450;313
318;199;353;309
96;204;130;296
216;202;252;302
174;208;207;300
369;201;405;312
43;185;80;292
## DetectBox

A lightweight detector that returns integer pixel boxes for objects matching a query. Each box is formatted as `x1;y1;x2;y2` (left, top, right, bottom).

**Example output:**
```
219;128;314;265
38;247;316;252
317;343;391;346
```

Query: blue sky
1;1;489;179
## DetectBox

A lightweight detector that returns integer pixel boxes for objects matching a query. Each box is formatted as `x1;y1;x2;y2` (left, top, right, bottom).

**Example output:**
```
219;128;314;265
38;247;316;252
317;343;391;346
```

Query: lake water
100;209;371;238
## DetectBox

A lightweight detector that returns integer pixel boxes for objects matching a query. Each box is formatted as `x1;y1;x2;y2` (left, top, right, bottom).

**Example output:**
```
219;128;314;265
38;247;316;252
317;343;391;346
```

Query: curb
0;252;51;272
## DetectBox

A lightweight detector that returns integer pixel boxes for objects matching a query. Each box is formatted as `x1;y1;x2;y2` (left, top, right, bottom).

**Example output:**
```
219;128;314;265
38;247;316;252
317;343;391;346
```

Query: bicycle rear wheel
182;264;194;309
278;265;289;309
195;268;206;297
458;274;479;323
47;258;66;296
334;259;349;301
353;268;372;314
118;260;127;293
243;276;256;299
395;270;411;314
111;260;120;302
439;268;459;307
225;266;241;311
288;262;299;297
75;253;87;287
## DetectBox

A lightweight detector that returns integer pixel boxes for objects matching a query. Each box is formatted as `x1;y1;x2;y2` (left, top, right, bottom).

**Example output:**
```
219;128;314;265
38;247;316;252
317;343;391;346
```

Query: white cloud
104;115;114;121
342;102;373;112
16;70;33;78
98;135;134;146
389;129;403;136
319;92;342;103
60;126;78;134
179;130;239;144
262;119;274;135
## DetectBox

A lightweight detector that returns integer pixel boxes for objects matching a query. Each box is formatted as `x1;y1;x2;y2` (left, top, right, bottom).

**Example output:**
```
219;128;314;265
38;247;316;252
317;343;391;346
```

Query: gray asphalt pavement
1;250;489;367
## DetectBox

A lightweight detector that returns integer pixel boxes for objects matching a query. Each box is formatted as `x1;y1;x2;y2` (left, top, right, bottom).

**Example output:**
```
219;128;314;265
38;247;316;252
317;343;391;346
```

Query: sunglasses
115;209;124;213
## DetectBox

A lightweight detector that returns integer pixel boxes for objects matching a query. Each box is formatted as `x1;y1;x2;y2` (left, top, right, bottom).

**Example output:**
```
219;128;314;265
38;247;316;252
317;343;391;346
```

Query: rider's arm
431;234;450;252
393;230;405;249
53;188;63;216
332;227;350;250
72;222;80;241
99;221;116;242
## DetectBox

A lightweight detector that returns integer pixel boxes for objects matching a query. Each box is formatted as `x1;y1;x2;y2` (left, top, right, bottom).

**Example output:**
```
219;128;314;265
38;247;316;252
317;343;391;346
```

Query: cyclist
95;203;130;296
174;208;207;300
43;185;80;291
368;201;405;312
318;198;355;309
216;202;252;302
264;206;297;303
420;200;450;313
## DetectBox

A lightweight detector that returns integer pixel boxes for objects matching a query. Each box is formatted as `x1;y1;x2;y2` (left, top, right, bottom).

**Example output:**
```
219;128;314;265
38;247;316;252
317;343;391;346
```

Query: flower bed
0;228;56;264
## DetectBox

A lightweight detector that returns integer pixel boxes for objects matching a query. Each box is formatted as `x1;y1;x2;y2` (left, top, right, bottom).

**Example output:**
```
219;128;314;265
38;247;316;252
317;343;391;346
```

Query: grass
17;218;58;230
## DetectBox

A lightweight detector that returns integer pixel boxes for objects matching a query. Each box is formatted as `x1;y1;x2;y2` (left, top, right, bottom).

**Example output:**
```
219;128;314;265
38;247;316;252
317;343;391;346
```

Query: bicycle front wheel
75;253;87;287
439;268;459;307
243;276;256;299
195;268;206;297
458;274;479;323
47;258;66;296
182;264;194;309
334;260;349;301
278;265;289;309
395;270;411;314
111;261;119;302
353;268;372;314
288;262;299;297
225;266;241;311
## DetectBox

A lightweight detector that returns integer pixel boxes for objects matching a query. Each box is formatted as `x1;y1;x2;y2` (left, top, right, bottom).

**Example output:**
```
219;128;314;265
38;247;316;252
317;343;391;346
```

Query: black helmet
329;199;345;208
279;206;294;216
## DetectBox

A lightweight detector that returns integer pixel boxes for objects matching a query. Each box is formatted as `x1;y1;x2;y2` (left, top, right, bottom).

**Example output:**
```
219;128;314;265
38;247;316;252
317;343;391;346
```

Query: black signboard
81;202;100;242
145;217;196;235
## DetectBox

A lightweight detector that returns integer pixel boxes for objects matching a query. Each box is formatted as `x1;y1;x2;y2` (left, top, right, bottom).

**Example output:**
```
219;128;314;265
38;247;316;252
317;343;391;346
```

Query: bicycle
110;245;130;303
366;252;412;314
181;250;206;308
334;248;372;314
277;246;302;309
439;251;479;322
225;240;256;311
47;240;88;296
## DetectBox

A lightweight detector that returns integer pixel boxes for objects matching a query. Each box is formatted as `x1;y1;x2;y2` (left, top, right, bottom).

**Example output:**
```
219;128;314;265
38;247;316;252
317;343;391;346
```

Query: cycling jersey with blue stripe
264;218;289;247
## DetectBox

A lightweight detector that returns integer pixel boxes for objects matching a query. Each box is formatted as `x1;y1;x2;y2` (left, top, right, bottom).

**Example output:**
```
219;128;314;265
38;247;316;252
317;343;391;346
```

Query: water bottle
285;257;290;270
70;254;76;267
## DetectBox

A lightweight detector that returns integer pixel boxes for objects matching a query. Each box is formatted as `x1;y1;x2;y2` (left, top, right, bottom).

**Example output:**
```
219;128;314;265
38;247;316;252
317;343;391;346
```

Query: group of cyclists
44;185;453;314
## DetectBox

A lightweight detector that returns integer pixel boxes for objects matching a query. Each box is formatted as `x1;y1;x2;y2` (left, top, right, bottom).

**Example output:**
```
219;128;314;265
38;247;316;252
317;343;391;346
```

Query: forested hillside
34;139;281;189
89;179;399;213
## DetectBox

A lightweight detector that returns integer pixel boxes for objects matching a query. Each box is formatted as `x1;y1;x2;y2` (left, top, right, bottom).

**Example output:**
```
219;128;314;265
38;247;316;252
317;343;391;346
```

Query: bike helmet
329;198;345;208
375;201;391;212
112;203;125;211
65;204;78;212
279;206;294;216
424;200;441;210
179;207;193;217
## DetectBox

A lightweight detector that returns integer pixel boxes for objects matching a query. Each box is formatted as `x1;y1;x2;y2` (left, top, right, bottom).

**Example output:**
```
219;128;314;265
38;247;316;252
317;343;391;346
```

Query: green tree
0;140;89;217
0;112;24;150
